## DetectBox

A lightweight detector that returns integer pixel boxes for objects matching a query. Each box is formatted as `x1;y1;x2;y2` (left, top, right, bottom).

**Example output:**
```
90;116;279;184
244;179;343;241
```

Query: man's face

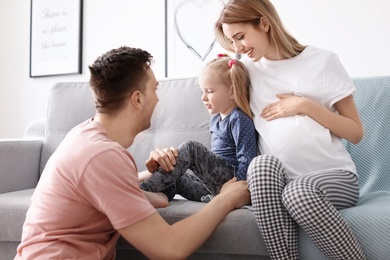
141;68;159;130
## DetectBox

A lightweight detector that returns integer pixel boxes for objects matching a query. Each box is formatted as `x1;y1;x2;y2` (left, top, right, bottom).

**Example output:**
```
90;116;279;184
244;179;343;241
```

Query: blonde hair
201;54;253;119
215;0;306;59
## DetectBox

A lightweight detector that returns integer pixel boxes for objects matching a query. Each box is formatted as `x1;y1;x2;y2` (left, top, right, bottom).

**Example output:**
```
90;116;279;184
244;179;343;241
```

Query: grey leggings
140;140;235;201
247;154;366;260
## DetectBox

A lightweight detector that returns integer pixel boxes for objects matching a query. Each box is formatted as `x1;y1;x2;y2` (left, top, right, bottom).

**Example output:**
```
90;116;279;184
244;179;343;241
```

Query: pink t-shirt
15;119;156;260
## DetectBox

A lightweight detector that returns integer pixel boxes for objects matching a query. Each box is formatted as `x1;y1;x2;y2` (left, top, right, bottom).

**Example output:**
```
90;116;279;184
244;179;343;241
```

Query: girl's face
199;74;236;119
222;18;277;62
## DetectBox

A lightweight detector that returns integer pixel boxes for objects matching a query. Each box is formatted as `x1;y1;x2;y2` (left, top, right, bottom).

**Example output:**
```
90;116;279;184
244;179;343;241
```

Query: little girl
140;54;257;203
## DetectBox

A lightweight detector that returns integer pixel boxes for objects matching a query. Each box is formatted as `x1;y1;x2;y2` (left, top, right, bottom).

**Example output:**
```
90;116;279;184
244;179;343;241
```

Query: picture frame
30;0;83;77
165;0;228;78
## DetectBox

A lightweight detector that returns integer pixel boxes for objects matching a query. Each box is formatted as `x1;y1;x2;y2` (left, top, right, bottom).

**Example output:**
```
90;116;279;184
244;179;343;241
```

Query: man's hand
218;178;250;209
145;146;179;173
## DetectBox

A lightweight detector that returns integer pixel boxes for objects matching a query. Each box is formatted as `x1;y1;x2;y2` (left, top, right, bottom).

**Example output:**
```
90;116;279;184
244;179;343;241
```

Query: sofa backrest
39;77;211;174
127;77;211;171
346;76;390;202
40;76;390;201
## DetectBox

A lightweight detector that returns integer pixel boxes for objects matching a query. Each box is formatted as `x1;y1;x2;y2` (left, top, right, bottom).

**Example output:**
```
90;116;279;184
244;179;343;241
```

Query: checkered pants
247;155;366;260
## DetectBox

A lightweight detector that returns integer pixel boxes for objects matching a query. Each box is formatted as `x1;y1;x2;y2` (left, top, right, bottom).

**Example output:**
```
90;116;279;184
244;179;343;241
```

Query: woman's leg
247;155;298;260
141;140;234;200
282;171;366;260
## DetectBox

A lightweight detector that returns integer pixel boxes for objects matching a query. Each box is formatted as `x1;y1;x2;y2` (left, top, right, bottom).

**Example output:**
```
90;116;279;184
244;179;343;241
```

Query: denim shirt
210;107;257;180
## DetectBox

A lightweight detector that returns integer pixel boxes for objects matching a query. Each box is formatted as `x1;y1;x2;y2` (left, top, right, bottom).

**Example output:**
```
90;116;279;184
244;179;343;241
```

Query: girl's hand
145;146;179;173
261;94;306;121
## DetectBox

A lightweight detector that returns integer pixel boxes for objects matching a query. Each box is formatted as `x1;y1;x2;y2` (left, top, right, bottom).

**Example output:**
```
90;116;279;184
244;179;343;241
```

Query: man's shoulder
58;121;128;169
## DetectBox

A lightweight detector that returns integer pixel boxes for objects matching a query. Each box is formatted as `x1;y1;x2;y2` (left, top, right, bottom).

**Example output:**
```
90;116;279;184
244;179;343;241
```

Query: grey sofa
1;76;389;260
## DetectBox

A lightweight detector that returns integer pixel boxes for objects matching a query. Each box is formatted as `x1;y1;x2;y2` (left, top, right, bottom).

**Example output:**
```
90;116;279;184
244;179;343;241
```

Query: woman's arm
261;94;364;144
305;95;363;144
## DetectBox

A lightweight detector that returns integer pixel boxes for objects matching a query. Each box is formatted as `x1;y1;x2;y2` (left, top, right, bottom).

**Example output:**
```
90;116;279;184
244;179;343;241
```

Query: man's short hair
88;46;154;115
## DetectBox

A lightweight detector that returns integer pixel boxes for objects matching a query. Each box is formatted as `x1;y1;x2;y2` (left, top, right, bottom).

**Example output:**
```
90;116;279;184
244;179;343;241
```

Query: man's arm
118;178;250;260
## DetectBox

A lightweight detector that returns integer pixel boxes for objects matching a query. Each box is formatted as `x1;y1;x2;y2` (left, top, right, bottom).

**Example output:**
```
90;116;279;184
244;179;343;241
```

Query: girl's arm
231;114;258;180
144;146;179;173
261;94;363;144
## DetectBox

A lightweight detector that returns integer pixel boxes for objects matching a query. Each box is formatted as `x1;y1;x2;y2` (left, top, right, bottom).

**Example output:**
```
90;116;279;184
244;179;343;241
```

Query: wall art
30;0;83;77
165;0;228;78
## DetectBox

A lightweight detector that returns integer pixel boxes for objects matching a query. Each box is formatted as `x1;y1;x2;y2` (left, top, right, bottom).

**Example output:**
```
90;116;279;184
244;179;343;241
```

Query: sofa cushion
299;194;390;260
343;195;390;259
0;140;42;194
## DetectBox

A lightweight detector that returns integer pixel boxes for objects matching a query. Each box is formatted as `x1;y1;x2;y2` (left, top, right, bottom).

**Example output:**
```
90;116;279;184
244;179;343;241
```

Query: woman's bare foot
143;191;169;208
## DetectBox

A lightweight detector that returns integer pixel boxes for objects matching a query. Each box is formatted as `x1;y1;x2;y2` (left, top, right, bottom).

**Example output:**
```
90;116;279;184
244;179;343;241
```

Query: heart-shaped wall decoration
174;0;225;61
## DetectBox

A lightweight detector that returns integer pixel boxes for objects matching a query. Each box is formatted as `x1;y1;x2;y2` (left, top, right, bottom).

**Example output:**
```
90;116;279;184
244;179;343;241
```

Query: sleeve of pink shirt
78;147;156;230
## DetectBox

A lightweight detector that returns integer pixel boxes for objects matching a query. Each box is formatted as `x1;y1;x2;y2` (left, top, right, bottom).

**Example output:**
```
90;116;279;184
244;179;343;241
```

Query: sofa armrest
0;139;42;194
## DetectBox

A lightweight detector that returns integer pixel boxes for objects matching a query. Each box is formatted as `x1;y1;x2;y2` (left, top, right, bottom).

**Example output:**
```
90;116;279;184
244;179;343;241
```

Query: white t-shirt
242;46;357;179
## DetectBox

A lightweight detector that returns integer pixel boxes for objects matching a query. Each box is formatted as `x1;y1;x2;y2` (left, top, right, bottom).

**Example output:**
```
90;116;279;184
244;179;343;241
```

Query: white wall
0;0;389;138
272;0;390;77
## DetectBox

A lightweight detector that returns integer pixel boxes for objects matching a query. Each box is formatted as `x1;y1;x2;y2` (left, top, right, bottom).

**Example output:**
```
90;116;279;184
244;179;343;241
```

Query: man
15;46;250;260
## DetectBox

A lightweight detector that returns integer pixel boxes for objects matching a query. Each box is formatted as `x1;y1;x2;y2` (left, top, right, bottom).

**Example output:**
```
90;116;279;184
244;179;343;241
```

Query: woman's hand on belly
261;94;306;121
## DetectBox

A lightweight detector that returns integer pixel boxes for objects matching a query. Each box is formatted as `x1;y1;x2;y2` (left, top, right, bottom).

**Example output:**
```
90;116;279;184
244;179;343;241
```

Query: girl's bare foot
143;191;169;208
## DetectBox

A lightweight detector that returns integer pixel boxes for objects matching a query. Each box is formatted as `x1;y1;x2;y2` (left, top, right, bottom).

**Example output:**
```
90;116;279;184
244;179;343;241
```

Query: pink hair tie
228;59;237;68
217;53;225;58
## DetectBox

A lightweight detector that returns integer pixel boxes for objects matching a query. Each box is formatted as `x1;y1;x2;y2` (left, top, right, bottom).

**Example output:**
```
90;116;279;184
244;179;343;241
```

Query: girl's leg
175;171;213;201
247;155;298;260
141;141;234;200
282;171;366;260
177;141;235;195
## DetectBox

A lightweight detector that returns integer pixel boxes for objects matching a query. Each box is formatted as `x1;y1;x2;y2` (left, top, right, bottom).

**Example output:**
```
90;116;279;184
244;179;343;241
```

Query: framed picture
30;0;83;77
165;0;228;78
